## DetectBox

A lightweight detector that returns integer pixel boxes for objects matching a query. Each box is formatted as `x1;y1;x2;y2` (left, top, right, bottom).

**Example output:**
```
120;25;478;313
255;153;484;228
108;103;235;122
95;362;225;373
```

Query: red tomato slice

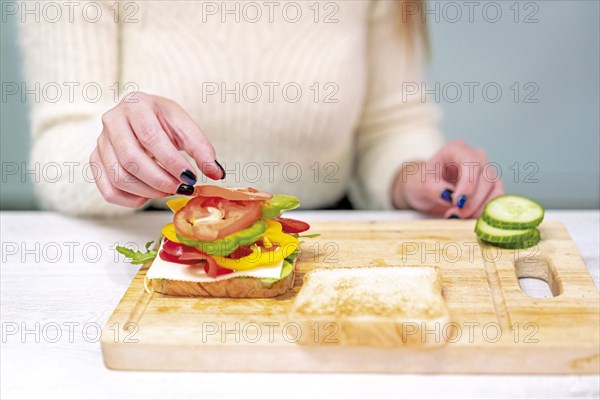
160;239;214;262
275;217;310;234
159;241;232;278
228;245;254;259
173;196;261;241
162;238;199;258
159;250;196;265
194;185;272;201
203;262;234;278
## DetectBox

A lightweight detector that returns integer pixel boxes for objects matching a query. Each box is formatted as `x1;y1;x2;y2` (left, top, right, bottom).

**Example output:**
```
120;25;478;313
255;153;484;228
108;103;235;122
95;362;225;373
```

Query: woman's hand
89;93;225;208
393;140;504;218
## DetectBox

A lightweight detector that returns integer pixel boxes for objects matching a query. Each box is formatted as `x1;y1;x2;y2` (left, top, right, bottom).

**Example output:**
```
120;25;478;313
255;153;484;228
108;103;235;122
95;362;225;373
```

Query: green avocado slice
176;220;267;256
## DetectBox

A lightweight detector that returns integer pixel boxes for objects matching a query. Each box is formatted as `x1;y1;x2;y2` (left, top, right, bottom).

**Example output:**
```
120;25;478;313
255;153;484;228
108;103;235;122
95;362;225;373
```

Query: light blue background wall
1;9;35;209
1;0;598;210
425;0;599;209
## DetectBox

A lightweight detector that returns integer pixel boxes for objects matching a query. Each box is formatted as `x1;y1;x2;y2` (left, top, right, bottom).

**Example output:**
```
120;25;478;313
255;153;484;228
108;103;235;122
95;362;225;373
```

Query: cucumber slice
475;218;537;244
483;229;541;250
482;195;544;229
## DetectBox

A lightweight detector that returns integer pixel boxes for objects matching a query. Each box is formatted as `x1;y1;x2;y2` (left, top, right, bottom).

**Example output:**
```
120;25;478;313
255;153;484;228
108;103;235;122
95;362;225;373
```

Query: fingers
156;98;225;180
472;180;505;218
96;134;172;199
125;104;202;184
92;93;224;208
103;111;189;195
89;148;148;208
420;168;458;214
443;170;504;219
427;141;505;219
451;150;484;206
448;147;491;218
444;179;490;219
402;161;457;216
455;176;498;219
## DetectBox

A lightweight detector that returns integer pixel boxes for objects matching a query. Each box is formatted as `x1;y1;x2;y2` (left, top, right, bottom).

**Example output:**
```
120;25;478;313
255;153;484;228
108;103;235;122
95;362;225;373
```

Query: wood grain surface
101;220;599;373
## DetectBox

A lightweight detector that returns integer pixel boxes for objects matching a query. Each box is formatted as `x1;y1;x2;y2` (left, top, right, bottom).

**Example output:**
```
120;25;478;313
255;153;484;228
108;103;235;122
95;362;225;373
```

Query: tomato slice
203;263;234;278
159;240;233;278
160;238;215;262
275;217;310;234
194;185;272;201
159;248;214;265
159;251;232;277
159;250;197;265
162;238;199;258
228;245;254;259
173;196;261;241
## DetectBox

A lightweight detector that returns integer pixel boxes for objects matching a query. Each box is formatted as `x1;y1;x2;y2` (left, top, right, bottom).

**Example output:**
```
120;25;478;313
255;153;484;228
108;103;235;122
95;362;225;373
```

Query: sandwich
117;186;311;298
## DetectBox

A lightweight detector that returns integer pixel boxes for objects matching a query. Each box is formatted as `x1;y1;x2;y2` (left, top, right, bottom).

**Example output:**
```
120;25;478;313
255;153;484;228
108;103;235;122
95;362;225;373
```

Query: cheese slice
146;240;284;282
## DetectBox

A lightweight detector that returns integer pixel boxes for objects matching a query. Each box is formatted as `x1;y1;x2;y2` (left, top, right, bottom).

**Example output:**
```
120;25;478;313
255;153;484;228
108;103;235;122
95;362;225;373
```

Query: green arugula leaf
298;233;320;238
116;241;157;265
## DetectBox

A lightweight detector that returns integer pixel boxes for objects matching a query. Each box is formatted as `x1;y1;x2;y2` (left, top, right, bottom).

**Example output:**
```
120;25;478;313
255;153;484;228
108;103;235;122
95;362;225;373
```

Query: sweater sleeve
18;1;139;216
348;0;444;210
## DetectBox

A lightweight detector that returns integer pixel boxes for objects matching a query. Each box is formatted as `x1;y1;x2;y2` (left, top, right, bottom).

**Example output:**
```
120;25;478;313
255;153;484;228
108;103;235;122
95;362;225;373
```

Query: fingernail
180;170;197;186
214;159;226;180
457;194;467;209
448;214;460;219
176;184;195;196
441;189;454;202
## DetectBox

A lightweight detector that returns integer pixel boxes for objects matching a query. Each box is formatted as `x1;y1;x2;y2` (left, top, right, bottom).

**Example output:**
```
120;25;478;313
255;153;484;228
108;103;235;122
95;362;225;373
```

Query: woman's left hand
394;140;505;218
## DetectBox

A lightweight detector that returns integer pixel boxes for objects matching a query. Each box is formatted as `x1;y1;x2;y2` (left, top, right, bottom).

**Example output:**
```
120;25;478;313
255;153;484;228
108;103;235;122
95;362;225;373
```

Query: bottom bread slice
152;268;295;298
289;266;451;347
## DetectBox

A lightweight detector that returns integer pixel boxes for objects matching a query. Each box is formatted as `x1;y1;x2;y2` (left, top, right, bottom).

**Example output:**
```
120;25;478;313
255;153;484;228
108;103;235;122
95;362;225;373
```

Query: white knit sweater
18;0;443;216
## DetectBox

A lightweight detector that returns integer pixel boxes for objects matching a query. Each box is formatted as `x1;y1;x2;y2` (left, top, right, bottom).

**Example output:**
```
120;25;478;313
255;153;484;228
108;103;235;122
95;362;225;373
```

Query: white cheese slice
146;239;284;282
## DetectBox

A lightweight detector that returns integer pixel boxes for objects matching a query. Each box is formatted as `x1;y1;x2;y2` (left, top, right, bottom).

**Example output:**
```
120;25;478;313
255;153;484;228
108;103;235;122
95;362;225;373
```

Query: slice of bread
289;266;451;347
151;258;297;298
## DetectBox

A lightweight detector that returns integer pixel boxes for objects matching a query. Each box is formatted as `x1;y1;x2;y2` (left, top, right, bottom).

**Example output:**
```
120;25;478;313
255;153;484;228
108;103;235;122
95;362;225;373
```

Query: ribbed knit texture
18;0;443;216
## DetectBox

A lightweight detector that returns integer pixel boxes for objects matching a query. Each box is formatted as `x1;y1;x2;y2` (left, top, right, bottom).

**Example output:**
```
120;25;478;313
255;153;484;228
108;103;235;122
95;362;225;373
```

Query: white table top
1;210;599;400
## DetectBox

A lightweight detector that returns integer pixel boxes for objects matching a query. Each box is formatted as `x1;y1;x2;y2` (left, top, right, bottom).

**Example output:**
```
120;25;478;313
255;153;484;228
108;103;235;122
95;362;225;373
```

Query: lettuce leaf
261;194;300;219
259;248;300;285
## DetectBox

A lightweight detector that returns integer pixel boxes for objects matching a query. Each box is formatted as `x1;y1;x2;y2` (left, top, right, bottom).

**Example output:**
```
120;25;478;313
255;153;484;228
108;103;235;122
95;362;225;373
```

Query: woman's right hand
89;93;225;208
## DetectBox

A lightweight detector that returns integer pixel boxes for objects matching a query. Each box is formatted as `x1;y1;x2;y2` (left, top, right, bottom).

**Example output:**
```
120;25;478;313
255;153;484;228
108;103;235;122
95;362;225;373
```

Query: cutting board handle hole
515;256;562;298
518;277;554;298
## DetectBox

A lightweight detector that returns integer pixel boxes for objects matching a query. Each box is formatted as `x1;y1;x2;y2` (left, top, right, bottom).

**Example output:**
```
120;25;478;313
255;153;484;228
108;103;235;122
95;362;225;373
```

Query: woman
19;0;503;217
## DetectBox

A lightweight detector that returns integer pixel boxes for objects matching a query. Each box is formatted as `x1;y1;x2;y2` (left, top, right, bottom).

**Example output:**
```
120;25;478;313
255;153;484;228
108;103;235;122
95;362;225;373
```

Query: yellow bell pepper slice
162;199;190;242
212;219;299;271
162;223;183;244
166;197;191;213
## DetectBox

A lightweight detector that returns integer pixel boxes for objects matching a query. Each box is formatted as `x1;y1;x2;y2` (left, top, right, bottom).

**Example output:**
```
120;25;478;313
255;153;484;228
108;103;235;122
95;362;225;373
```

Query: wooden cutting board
101;220;599;373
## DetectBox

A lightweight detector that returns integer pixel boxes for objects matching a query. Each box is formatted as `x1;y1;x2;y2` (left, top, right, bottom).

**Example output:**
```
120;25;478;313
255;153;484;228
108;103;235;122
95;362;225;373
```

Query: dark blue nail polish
457;194;467;209
448;214;460;219
214;159;226;180
441;189;454;202
180;170;197;186
176;184;194;196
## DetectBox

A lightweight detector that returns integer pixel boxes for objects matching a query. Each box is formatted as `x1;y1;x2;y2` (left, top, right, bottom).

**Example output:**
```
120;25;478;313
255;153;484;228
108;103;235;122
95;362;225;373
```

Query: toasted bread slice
151;257;297;298
289;266;451;347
